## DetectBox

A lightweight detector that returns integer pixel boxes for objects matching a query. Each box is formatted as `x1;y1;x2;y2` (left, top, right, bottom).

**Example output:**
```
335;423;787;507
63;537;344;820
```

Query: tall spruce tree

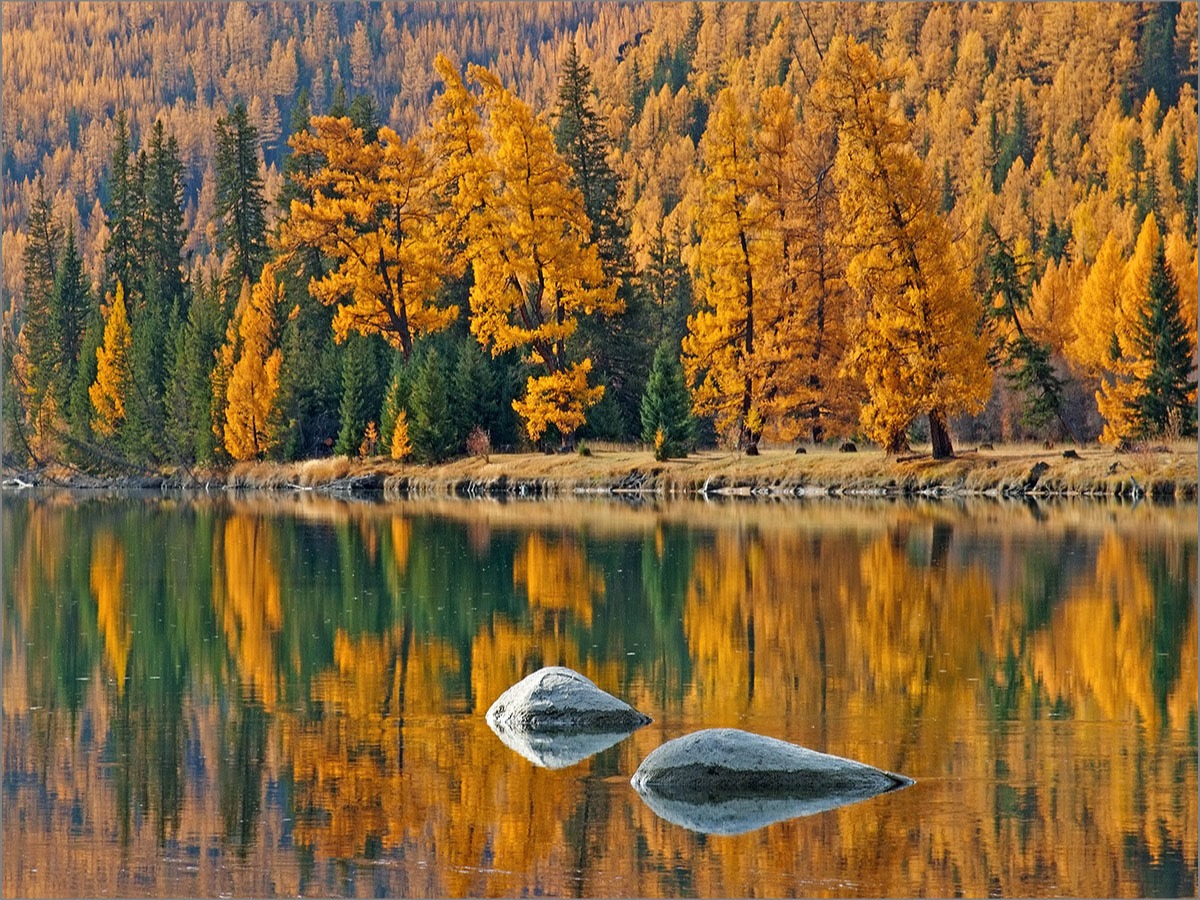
408;346;457;463
1131;243;1196;437
334;333;380;456
552;40;648;439
51;223;92;419
105;111;141;304
640;342;695;459
20;177;63;413
164;274;226;464
215;102;269;292
450;338;499;448
275;86;340;460
141;120;188;321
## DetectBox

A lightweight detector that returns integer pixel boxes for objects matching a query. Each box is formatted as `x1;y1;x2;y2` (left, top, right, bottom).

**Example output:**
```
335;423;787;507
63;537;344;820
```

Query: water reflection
2;492;1196;897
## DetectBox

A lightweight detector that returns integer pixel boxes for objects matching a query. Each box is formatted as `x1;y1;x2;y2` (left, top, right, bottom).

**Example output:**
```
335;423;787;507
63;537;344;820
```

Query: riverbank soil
7;441;1193;500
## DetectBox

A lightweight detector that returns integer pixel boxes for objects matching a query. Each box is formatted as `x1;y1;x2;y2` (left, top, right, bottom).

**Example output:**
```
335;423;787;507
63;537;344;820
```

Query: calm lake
2;490;1195;898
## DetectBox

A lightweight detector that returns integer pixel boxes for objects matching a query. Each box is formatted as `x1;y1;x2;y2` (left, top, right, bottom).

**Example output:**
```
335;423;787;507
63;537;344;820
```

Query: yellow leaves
818;34;990;452
1068;232;1125;375
213;514;282;708
1069;215;1170;443
222;262;284;460
431;57;619;440
512;533;603;627
511;359;604;442
358;421;379;458
463;60;618;358
389;409;412;460
280;116;457;357
1164;229;1198;355
88;281;131;438
90;532;130;694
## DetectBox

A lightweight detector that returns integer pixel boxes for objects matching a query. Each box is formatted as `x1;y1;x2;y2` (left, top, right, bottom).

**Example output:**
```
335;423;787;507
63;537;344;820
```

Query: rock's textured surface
485;666;651;734
631;728;912;834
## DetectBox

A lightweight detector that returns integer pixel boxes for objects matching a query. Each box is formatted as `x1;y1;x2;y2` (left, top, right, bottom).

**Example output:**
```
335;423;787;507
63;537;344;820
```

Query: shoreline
4;443;1196;502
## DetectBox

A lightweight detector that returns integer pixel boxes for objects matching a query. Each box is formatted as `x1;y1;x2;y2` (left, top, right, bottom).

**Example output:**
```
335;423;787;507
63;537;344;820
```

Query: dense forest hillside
2;2;1197;472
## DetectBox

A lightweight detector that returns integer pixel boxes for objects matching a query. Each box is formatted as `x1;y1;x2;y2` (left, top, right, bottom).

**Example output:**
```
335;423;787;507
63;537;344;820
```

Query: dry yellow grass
19;440;1190;500
212;440;1196;501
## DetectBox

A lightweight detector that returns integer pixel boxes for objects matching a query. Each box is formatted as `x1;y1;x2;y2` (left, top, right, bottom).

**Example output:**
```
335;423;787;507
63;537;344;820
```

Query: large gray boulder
631;728;913;834
485;667;650;767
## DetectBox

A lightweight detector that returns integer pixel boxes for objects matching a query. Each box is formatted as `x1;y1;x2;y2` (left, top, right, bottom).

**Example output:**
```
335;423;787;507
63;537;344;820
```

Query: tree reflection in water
2;493;1195;897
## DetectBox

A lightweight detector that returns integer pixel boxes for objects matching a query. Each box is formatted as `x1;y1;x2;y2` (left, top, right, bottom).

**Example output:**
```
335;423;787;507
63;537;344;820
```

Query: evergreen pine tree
640;343;695;460
123;274;169;462
1131;244;1197;436
408;346;457;463
215;102;269;291
552;40;648;439
278;87;319;214
274;89;340;460
105;111;142;304
67;312;103;460
348;93;380;142
334;334;378;456
20;176;63;412
51;222;92;420
450;338;498;447
164;274;227;464
141;120;188;322
380;350;412;449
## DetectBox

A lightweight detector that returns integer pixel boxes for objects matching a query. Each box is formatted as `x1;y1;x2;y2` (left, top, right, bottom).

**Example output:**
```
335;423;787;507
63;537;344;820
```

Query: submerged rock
486;666;651;759
631;728;913;835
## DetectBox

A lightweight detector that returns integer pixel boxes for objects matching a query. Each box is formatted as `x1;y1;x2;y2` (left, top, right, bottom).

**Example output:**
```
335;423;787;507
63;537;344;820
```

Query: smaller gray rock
631;728;912;834
486;666;651;734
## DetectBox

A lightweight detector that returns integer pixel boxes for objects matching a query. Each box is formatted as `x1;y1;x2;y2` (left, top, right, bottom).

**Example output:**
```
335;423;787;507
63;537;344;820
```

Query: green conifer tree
408;346;457;463
20;177;63;413
141;120;188;321
450;338;498;447
334;334;379;456
215;102;269;292
105;111;142;304
51;222;92;422
553;39;649;439
164;275;226;464
640;343;696;459
1131;244;1197;436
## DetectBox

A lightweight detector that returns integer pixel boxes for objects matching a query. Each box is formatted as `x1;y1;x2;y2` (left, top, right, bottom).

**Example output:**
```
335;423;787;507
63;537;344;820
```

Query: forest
2;2;1197;472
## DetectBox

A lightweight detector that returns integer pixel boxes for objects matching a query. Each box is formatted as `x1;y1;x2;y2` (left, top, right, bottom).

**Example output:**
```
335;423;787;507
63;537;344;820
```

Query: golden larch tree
683;82;776;453
754;84;857;443
1067;232;1126;375
89;281;133;438
816;35;990;457
437;60;620;443
1068;218;1167;443
223;262;285;460
280;116;457;358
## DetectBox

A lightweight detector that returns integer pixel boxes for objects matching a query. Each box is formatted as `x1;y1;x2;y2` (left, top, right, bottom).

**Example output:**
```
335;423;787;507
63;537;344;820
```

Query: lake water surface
2;491;1195;897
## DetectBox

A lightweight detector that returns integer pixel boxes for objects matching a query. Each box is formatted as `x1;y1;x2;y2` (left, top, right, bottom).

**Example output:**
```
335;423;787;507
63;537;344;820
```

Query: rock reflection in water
487;719;641;769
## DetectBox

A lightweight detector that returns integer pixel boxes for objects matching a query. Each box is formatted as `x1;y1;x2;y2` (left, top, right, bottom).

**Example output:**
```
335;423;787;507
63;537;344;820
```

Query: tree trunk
884;430;910;455
929;409;954;459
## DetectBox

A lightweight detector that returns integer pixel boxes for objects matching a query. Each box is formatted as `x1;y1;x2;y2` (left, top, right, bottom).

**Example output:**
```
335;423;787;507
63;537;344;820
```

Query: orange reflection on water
1;495;1194;898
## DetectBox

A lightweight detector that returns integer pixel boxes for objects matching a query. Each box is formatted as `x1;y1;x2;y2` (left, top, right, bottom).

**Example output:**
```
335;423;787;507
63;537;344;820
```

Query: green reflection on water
2;492;1196;898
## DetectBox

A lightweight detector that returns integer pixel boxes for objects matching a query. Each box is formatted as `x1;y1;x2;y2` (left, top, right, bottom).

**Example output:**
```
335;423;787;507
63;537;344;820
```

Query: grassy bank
14;440;1188;501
